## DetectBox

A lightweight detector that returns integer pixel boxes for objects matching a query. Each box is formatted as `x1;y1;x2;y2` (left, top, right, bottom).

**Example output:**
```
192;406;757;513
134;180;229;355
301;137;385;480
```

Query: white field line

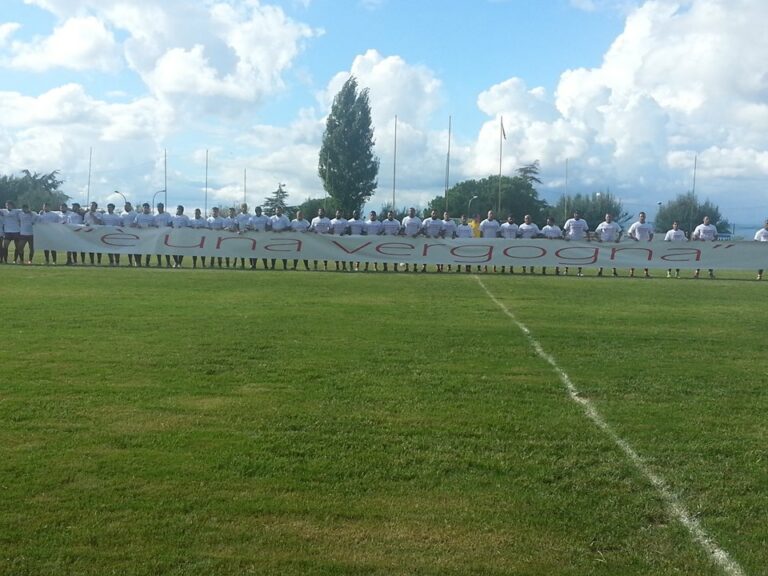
475;276;746;576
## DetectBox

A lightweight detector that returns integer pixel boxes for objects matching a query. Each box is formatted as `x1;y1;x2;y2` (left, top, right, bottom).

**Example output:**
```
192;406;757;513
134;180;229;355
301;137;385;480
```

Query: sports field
1;266;766;575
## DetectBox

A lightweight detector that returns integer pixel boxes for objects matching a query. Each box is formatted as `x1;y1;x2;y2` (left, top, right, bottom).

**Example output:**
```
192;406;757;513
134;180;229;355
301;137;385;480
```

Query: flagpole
164;148;167;206
445;115;452;212
498;116;504;214
86;146;92;205
204;149;209;216
392;115;397;211
243;168;247;206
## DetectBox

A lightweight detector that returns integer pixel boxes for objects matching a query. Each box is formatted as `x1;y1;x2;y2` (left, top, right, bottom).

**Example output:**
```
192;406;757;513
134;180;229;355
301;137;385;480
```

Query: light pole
152;189;165;212
111;190;128;206
467;195;479;217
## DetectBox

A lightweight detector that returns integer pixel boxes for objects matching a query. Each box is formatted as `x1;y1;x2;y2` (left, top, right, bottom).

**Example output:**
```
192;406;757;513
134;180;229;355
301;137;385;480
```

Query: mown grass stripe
475;275;746;576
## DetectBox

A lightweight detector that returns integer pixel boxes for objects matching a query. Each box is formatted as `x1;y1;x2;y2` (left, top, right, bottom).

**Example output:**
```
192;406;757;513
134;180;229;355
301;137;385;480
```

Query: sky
1;0;767;226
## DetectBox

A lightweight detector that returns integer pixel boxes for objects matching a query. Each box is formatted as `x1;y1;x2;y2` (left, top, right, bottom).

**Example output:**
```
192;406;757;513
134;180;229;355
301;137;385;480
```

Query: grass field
0;265;766;575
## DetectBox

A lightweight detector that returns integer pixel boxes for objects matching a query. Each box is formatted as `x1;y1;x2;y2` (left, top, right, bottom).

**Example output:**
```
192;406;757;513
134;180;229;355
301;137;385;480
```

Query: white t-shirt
207;215;225;230
628;221;653;241
250;214;270;231
693;223;717;241
39;210;62;224
1;208;22;233
19;211;38;235
120;210;137;226
135;212;156;228
190;217;209;229
236;212;251;231
83;211;102;225
754;228;768;242
541;224;562;239
330;217;348;235
291;218;310;232
270;214;290;231
664;229;686;242
171;214;190;228
311;216;331;233
499;222;519;239
154;212;172;227
401;215;422;236
595;221;622;242
347;218;365;235
563;218;589;240
365;219;383;235
381;218;401;236
222;216;237;231
442;219;457;238
422;217;443;238
480;219;500;238
101;212;123;226
456;223;473;238
518;223;541;239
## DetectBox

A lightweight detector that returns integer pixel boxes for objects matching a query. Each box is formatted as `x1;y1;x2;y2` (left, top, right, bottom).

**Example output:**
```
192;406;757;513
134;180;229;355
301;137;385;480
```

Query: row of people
3;200;767;278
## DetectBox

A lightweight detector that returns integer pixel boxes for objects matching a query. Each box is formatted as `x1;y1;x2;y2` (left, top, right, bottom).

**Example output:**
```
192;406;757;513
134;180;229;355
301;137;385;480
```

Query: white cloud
471;0;768;223
0;22;21;46
4;16;119;71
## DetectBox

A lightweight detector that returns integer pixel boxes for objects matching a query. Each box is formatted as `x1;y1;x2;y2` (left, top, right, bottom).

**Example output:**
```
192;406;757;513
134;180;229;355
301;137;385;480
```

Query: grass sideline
0;266;765;575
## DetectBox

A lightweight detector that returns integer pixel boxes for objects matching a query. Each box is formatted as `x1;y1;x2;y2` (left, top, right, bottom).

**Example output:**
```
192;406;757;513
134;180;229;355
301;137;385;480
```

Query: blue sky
1;0;766;227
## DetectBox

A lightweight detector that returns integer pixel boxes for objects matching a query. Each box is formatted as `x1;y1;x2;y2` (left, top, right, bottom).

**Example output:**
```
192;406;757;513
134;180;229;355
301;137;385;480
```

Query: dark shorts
3;232;20;240
19;235;33;241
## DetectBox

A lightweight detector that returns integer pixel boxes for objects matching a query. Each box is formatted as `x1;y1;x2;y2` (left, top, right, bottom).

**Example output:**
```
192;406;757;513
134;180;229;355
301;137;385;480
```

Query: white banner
32;222;768;270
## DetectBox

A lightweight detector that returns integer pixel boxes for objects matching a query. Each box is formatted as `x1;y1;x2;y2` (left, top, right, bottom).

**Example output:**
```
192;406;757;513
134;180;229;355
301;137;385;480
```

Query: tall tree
263;183;289;216
318;76;379;215
552;191;631;229
655;192;729;234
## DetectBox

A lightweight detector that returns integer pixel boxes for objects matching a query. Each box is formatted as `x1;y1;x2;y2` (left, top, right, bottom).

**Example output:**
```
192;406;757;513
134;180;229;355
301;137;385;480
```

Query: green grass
0;266;766;575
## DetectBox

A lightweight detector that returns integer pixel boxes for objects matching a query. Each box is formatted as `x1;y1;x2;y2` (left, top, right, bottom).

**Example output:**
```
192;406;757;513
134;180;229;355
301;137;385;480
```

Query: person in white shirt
420;209;442;272
249;206;271;269
663;220;687;278
692;215;718;279
269;206;291;270
518;215;542;274
290;210;311;270
221;207;239;268
380;211;402;272
169;205;191;268
347;210;365;236
17;204;38;264
153;203;173;268
454;215;473;273
235;203;252;269
58;203;78;265
595;213;623;277
132;203;156;267
101;203;125;266
401;207;422;237
540;216;563;276
438;211;458;272
189;208;209;268
563;211;589;276
206;206;226;268
346;210;366;271
1;201;22;264
400;207;422;272
82;202;104;265
480;210;501;238
330;209;349;271
499;215;519;274
478;210;501;272
754;219;768;280
310;207;332;270
38;202;61;264
627;211;654;278
364;211;383;272
119;202;139;266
